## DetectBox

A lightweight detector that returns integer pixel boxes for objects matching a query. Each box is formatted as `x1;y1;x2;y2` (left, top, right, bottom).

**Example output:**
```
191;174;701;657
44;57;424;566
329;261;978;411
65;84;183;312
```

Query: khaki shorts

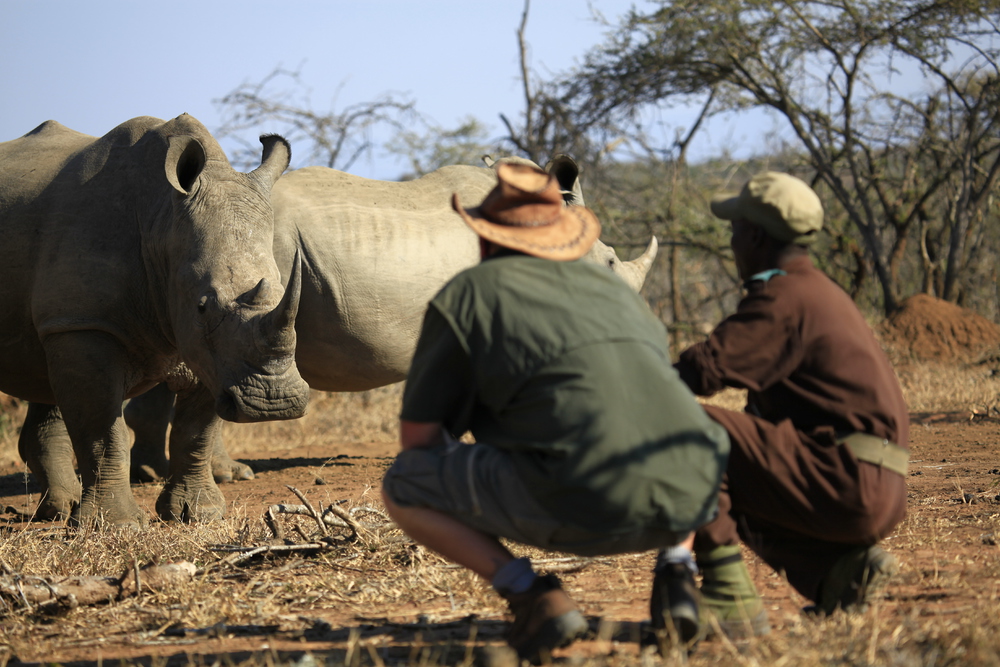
382;433;684;557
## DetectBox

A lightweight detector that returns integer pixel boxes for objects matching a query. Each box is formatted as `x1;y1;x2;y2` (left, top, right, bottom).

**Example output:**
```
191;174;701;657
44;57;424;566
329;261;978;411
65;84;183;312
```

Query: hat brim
452;193;601;261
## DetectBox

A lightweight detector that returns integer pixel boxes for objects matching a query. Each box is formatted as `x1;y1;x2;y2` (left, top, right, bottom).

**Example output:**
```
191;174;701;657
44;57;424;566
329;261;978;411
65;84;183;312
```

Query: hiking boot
697;545;770;639
648;562;701;647
501;574;588;663
814;545;897;616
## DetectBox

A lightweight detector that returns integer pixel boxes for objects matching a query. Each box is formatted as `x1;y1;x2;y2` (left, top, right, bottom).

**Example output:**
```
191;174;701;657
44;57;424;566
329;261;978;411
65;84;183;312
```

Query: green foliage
560;0;1000;316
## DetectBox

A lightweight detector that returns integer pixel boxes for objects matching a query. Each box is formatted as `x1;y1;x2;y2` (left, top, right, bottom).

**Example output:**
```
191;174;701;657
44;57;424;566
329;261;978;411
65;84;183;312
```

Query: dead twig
0;562;196;612
200;543;330;574
286;485;328;537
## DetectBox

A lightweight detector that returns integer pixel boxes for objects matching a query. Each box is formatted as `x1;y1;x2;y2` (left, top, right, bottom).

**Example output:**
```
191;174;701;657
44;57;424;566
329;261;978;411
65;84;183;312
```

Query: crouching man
382;163;730;661
673;172;909;637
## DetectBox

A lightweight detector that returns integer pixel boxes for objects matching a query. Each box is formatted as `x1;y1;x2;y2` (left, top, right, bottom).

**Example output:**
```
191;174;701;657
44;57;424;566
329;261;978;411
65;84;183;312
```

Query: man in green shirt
381;163;730;661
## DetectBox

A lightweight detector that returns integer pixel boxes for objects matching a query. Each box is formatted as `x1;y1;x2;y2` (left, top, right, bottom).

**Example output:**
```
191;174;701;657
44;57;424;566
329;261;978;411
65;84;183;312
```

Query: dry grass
3;494;1000;667
2;353;1000;665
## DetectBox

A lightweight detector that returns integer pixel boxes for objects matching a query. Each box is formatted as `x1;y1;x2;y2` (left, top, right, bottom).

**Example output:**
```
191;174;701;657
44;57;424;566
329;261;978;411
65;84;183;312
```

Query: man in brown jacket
669;172;909;637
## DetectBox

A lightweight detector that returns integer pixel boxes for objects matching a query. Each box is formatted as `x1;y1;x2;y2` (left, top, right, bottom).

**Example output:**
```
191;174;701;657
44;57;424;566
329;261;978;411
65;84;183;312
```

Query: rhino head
156;120;309;423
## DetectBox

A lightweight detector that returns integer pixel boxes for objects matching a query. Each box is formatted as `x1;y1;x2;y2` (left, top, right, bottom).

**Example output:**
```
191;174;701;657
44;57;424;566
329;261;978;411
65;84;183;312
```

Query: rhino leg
155;384;227;522
45;332;146;528
18;402;82;521
125;383;174;483
211;432;254;483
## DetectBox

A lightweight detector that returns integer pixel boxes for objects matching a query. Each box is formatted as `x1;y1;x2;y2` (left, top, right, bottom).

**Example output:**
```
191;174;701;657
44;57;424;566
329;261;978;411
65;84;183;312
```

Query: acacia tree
559;0;1000;314
214;67;417;172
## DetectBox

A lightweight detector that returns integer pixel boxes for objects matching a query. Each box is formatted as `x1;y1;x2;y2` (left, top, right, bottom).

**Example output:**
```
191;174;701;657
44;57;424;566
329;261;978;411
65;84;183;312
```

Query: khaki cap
710;172;823;245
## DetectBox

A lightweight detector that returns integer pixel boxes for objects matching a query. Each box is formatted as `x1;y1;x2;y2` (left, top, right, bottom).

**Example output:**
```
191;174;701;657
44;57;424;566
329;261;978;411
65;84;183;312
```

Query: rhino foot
36;486;80;522
156;475;226;522
70;487;147;530
212;453;255;483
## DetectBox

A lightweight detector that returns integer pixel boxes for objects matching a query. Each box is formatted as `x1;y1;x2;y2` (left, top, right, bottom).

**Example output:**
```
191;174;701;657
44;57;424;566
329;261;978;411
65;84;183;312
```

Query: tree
214;67;417;172
385;116;497;180
560;0;1000;314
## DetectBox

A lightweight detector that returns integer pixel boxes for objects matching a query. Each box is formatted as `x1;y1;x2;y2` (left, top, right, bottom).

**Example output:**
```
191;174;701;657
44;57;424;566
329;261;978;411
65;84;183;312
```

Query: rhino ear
545;154;584;206
250;134;291;188
165;135;207;195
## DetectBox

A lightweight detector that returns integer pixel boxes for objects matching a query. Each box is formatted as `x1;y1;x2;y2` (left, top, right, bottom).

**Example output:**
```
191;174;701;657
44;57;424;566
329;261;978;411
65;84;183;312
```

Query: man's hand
400;420;446;451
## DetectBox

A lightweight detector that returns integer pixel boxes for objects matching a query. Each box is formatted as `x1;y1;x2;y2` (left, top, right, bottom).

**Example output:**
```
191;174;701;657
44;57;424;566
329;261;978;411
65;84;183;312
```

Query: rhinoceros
23;156;658;507
0;114;311;526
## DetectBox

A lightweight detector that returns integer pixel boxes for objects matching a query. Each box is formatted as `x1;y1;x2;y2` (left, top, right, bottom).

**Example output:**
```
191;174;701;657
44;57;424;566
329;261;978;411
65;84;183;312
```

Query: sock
655;545;698;575
492;557;537;595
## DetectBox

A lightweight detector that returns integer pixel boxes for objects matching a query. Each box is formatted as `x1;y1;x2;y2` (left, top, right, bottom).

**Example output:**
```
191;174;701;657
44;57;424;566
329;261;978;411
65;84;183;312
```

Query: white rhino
1;115;310;526
25;156;658;504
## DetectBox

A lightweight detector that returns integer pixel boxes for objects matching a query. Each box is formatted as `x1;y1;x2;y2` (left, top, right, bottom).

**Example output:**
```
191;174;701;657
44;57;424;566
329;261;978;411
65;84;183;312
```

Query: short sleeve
400;304;474;432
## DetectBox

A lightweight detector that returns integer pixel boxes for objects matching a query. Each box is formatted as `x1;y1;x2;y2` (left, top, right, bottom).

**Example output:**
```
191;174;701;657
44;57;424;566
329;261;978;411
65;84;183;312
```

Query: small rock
983;533;997;546
963;493;978;504
314;477;327;485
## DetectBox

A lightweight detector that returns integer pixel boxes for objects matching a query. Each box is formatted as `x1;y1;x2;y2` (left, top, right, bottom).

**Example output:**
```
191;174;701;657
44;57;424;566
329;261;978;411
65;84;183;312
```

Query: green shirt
402;254;729;535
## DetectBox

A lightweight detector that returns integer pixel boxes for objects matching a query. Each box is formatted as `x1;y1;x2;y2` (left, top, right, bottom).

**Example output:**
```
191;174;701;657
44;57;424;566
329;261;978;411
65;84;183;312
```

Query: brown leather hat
452;162;601;261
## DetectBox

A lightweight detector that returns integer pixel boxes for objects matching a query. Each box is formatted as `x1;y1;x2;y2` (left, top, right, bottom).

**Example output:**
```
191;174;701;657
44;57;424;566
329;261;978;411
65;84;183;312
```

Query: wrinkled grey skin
29;155;658;497
2;115;310;526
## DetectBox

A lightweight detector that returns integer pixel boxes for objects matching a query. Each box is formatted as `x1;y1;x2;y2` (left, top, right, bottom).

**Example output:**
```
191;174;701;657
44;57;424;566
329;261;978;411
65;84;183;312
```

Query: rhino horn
618;237;659;291
249;134;291;188
258;250;302;353
242;277;272;307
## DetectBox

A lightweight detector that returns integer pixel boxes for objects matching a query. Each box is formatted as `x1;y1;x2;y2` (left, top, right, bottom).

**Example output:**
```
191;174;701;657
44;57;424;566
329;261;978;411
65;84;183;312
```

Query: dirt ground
2;292;999;665
1;410;998;665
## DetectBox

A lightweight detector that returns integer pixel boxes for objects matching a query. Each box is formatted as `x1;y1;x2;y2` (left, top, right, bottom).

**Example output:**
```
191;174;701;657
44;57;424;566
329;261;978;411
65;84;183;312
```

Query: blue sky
3;0;765;179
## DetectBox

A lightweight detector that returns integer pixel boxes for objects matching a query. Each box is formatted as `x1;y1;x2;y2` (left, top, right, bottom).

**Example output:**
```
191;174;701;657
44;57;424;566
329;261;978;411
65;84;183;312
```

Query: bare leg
381;488;514;580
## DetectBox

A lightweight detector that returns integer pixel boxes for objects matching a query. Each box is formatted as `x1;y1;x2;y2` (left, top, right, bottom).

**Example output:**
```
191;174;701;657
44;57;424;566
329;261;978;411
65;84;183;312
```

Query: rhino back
270;166;491;390
0;116;197;400
0;122;103;398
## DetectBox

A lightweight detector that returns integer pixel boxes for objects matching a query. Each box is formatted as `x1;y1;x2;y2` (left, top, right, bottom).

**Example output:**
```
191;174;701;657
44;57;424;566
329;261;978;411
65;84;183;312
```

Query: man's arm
675;287;802;396
399;420;445;451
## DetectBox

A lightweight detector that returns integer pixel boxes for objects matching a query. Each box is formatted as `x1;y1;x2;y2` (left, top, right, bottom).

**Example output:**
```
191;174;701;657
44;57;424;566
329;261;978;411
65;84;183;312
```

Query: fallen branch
266;489;391;544
0;561;196;611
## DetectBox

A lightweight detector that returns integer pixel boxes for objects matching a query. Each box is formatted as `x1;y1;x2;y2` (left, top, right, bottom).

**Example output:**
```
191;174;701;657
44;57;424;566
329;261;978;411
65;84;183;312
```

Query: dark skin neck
731;218;809;281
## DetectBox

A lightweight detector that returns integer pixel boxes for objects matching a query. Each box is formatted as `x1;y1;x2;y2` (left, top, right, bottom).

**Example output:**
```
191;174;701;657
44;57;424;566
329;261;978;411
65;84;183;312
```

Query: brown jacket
675;256;908;450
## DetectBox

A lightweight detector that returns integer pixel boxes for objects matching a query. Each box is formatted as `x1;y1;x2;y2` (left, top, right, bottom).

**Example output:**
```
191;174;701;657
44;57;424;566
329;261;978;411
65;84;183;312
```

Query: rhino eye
607;258;616;268
197;296;209;314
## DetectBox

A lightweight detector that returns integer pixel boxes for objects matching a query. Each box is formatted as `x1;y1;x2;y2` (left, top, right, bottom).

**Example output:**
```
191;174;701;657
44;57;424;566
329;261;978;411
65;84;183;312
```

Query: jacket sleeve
674;284;805;396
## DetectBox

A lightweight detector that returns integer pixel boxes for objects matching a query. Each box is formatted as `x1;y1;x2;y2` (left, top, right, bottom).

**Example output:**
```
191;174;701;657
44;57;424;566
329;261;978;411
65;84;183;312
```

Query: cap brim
709;192;742;220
